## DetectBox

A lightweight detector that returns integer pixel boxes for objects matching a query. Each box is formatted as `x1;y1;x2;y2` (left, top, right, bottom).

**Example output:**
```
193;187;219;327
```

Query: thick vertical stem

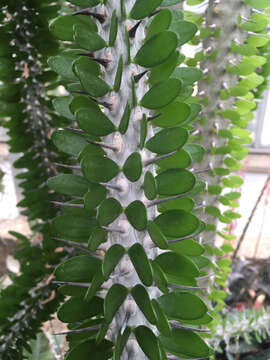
95;2;158;358
197;0;250;245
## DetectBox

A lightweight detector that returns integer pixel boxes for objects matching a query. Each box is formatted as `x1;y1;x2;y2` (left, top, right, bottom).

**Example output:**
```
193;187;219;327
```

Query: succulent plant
0;0;270;358
47;1;214;359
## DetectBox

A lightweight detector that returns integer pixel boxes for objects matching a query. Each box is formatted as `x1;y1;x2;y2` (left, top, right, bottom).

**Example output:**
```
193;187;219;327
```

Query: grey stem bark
95;2;159;359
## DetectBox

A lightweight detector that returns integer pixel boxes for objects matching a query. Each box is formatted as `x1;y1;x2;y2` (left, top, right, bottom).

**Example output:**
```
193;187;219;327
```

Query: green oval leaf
151;260;169;294
48;174;89;197
157;149;192;170
141;79;181;109
146;9;172;40
76;108;115;137
66;339;113;360
155;252;199;285
84;184;108;211
156;169;195;196
114;56;123;92
119;102;131;134
157;292;207;321
51;130;88;157
104;284;128;324
131;284;157;324
169;239;204;256
134;326;162;360
74;24;106;51
88;227;107;252
245;1;270;9
102;244;125;279
58;296;103;323
52;96;75;121
128;243;153;286
135;31;177;68
52;214;98;242
109;10;118;46
159;328;210;358
55;255;101;283
74;60;110;98
146;127;188;154
151;299;171;337
147;221;168;249
172;67;202;86
73;55;100;78
97;198;122;226
50;15;97;41
152;101;191;128
144;171;157;200
123;152;142;182
48;54;78;81
113;327;131;360
170;20;197;46
82;154;119;183
125;201;147;231
149;50;181;85
154;210;200;238
130;0;163;20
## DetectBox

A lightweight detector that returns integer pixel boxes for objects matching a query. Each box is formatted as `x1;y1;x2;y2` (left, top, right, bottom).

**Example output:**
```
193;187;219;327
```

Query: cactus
0;2;69;357
213;307;270;356
185;0;270;320
47;1;213;359
0;0;270;358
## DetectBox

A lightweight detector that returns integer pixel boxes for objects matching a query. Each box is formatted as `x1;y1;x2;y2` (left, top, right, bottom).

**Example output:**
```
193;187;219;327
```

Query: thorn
78;53;111;67
52;280;90;287
99;182;123;192
128;21;142;38
222;81;229;90
217;103;225;110
147;113;162;122
53;163;81;170
91;98;113;111
191;129;201;136
102;226;125;234
53;325;101;336
170;321;210;333
65;127;84;134
121;313;130;335
205;46;213;55
168;284;206;291
53;237;88;248
72;8;106;23
51;201;84;208
148;9;161;18
241;16;256;24
70;90;88;95
198;90;206;97
193;205;204;211
134;70;148;83
203;68;210;76
167;234;198;245
193;167;210;174
196;273;215;280
208;23;217;30
252;8;265;14
53;237;100;256
147;193;189;208
143;150;178;167
78;51;94;58
86;139;119;152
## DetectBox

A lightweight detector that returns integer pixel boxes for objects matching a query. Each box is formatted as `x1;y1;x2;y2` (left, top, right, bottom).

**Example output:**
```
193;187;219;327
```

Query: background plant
1;0;270;358
0;1;73;358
